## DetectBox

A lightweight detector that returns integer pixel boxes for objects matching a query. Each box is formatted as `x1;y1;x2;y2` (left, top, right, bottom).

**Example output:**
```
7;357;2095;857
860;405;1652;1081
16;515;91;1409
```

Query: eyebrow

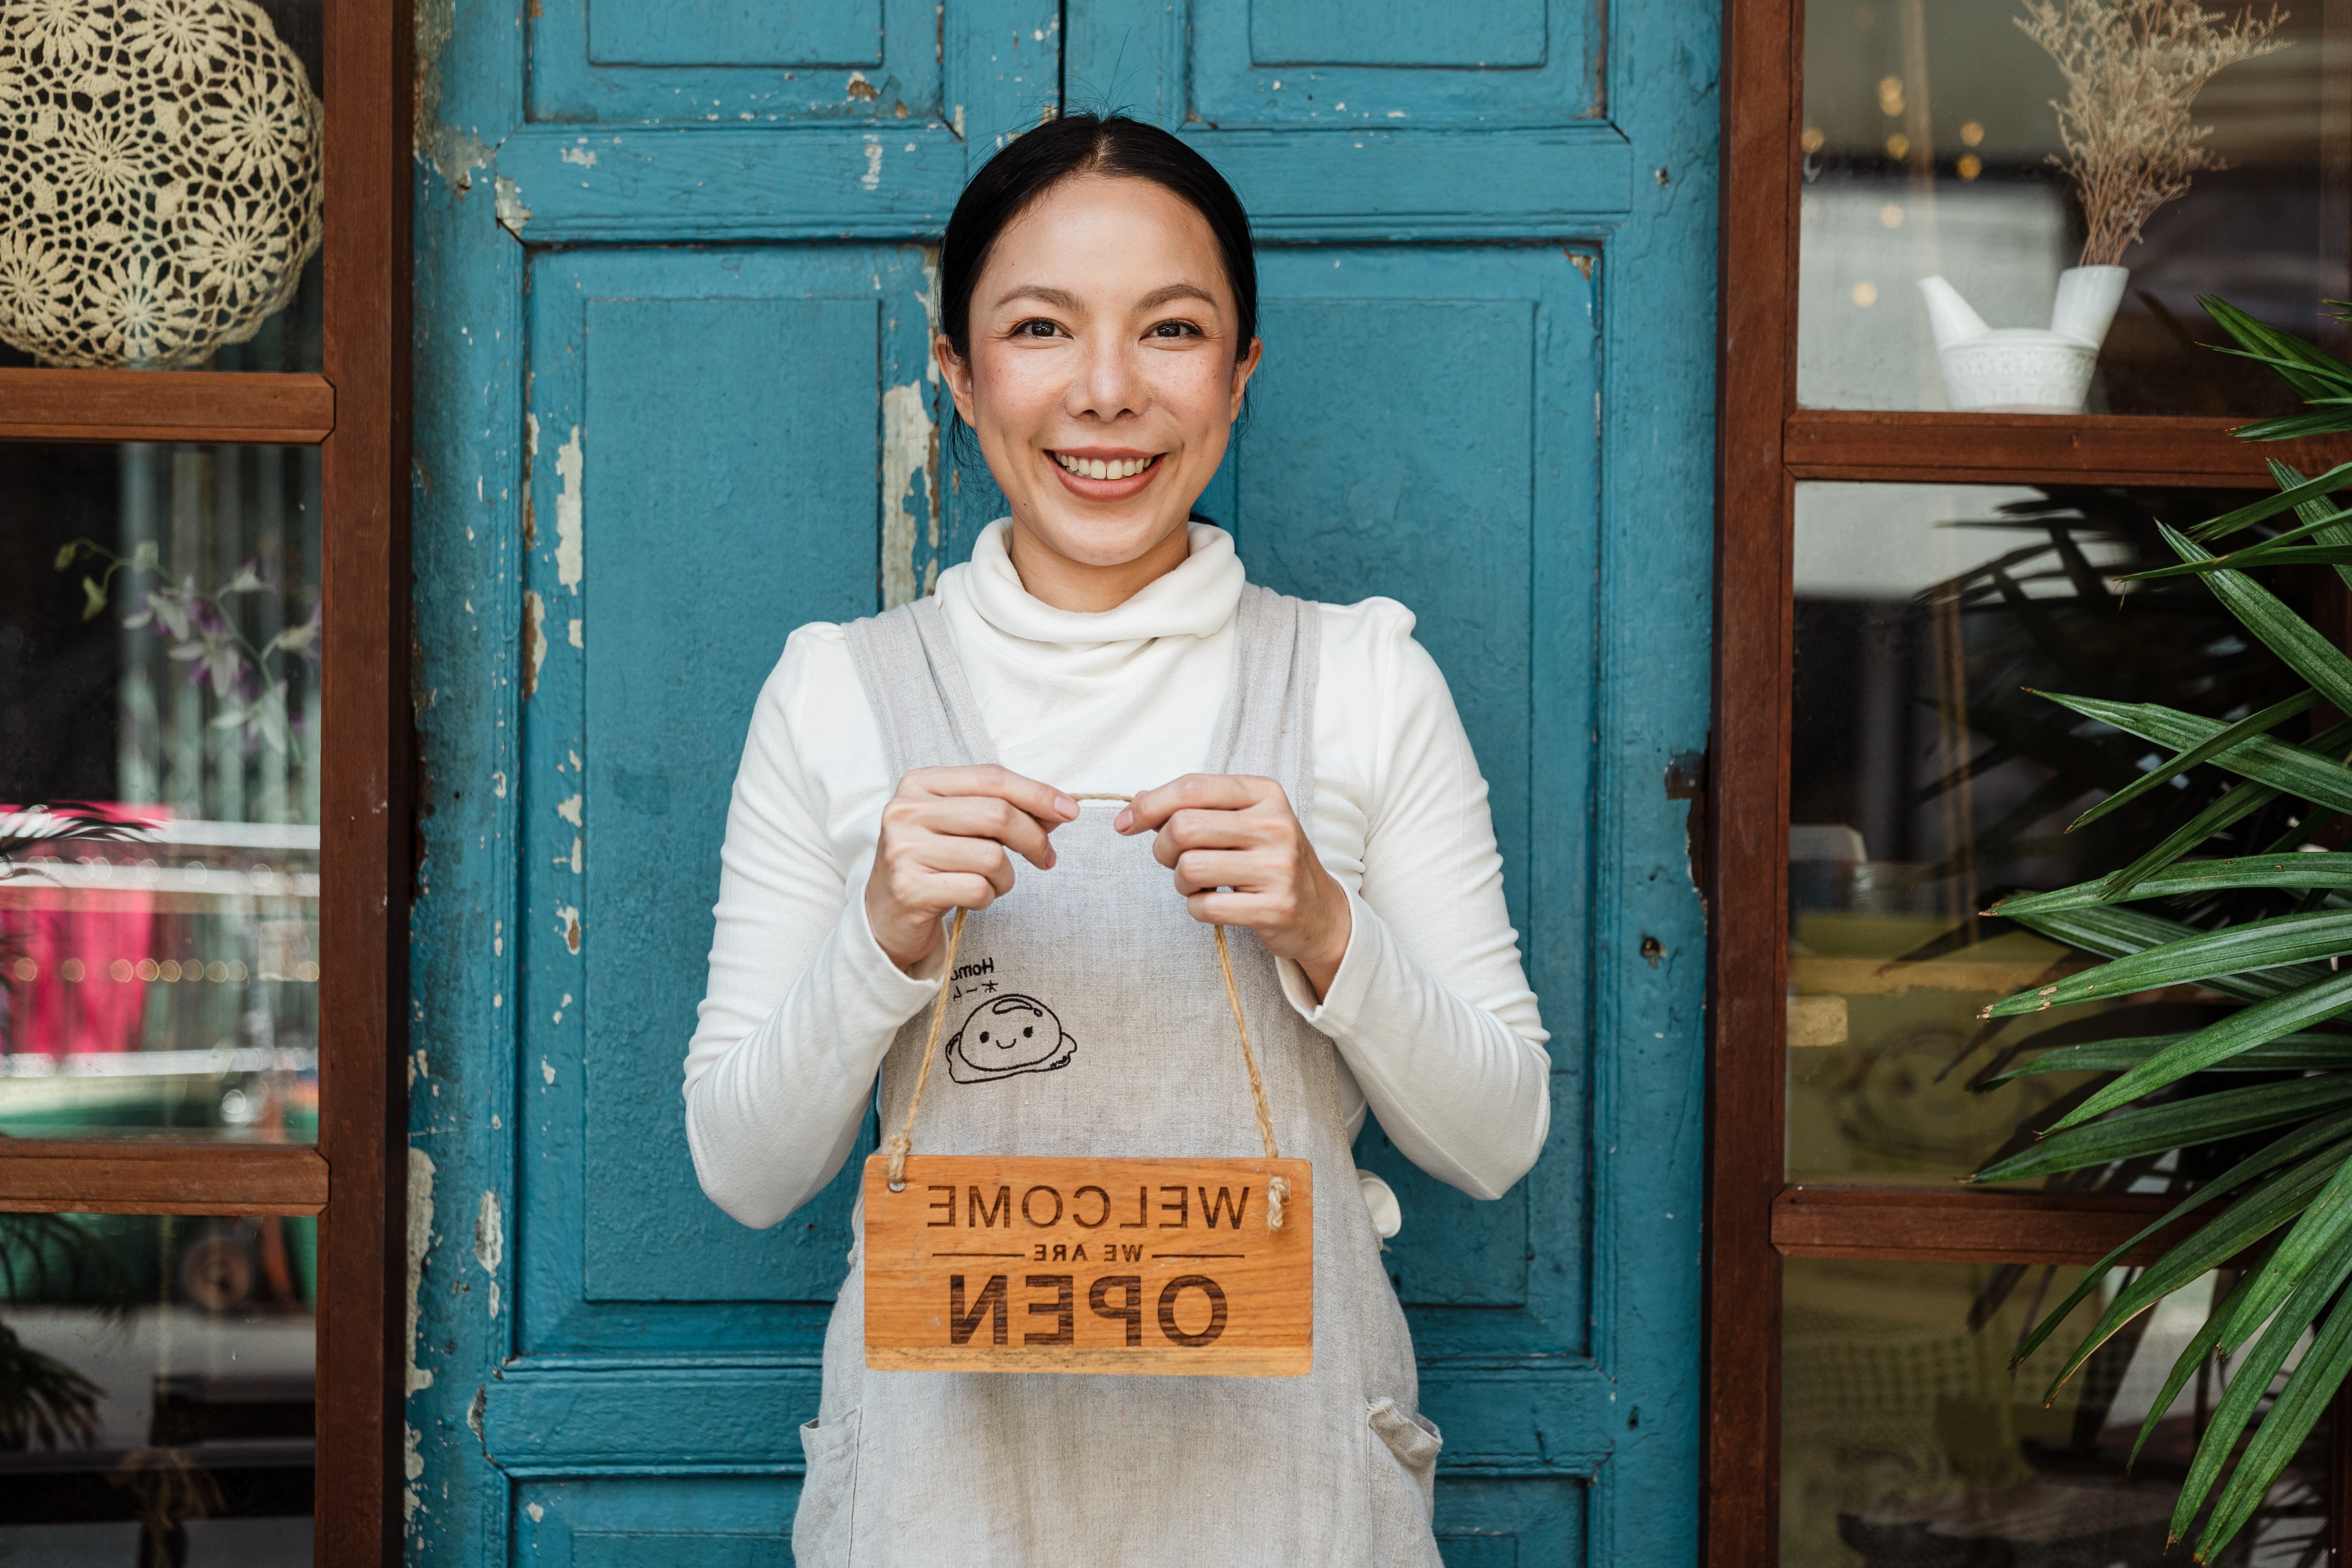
991;282;1221;313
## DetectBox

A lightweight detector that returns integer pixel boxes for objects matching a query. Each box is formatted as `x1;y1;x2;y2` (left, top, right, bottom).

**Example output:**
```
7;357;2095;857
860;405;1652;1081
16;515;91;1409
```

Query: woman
683;113;1551;1567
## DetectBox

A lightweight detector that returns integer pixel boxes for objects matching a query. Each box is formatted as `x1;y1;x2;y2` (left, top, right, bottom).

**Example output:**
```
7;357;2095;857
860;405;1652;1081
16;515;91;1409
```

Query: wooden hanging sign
862;1154;1313;1377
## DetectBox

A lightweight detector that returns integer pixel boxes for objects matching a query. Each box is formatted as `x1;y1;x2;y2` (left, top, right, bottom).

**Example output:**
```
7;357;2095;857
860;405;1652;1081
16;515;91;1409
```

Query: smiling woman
680;113;1552;1568
932;122;1263;612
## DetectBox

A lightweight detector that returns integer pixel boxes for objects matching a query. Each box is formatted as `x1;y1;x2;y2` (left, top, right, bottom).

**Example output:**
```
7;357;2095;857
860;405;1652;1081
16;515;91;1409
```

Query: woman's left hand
1116;775;1351;1000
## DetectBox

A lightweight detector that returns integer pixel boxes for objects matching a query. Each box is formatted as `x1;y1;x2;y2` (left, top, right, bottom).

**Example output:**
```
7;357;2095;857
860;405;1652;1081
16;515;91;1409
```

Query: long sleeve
682;527;1551;1237
682;625;941;1229
1280;599;1552;1200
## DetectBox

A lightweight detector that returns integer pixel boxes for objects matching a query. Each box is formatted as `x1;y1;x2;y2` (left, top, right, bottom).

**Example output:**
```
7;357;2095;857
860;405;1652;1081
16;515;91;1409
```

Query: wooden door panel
1214;245;1596;1347
1191;0;1599;125
512;1478;797;1564
530;0;943;124
1436;1479;1588;1568
517;247;937;1349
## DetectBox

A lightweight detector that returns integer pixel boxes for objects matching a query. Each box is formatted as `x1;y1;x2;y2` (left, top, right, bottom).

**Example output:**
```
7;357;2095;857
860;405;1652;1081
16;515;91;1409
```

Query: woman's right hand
863;765;1076;972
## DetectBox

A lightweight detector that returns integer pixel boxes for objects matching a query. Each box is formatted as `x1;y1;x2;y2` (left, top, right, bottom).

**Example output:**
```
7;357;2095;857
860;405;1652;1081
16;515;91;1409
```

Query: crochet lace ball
0;0;323;368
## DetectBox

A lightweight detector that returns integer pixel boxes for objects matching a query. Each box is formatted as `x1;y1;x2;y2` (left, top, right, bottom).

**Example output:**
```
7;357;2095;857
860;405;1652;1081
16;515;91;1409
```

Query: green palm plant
1970;297;2352;1559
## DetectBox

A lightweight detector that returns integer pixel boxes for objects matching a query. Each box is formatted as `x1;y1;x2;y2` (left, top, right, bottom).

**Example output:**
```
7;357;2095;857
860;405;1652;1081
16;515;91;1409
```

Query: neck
1003;519;1193;613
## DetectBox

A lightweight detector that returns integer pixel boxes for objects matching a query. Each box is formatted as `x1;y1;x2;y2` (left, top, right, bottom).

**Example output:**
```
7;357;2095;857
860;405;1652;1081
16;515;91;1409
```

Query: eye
1012;318;1064;339
1023;1026;1034;1038
1148;320;1202;339
978;1031;990;1043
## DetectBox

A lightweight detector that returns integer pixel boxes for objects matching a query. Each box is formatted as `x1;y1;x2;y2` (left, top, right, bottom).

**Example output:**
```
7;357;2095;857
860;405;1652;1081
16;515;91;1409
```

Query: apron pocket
1366;1396;1443;1551
793;1407;862;1568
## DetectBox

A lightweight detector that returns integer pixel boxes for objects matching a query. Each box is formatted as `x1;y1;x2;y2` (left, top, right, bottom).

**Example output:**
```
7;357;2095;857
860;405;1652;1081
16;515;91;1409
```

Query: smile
1052;452;1161;480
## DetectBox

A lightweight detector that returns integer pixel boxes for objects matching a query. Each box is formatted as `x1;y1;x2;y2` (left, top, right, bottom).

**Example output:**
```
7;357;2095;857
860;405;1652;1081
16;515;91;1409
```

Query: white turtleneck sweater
683;521;1551;1235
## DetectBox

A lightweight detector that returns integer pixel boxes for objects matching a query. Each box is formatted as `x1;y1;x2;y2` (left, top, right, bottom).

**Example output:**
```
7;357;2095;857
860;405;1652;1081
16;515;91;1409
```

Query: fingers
1117;773;1278;834
907;764;1076;827
1171;848;1275;897
911;794;1060;869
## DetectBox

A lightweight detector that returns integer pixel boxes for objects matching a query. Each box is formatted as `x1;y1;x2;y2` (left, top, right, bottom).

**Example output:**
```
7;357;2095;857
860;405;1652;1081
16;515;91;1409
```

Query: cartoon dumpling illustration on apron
946;993;1077;1082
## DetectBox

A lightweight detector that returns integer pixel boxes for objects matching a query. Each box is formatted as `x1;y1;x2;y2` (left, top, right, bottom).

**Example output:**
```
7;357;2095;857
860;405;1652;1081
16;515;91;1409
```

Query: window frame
1710;0;2352;1561
0;0;411;1559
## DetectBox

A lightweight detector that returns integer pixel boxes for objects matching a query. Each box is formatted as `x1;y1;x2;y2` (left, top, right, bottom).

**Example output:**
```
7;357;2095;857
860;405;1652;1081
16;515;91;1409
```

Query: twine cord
884;792;1288;1230
884;906;967;1191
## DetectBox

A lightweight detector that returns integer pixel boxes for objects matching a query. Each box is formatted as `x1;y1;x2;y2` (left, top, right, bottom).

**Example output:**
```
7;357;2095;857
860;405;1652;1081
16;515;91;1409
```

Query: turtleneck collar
950;518;1247;649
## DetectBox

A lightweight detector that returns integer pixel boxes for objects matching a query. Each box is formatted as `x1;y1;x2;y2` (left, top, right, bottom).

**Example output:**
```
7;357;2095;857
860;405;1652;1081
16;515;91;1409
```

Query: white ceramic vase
1916;266;2128;413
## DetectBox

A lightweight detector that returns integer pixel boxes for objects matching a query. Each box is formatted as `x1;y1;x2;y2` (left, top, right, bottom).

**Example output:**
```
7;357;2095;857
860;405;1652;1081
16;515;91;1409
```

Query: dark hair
938;113;1258;362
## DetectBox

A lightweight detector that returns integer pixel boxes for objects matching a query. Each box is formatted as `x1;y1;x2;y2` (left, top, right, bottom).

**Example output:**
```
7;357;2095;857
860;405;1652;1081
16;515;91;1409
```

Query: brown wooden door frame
0;0;411;1559
1706;0;2352;1560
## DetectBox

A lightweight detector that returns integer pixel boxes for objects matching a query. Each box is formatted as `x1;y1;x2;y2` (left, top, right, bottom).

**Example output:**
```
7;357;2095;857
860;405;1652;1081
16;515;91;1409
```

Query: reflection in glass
0;444;321;1140
1798;0;2347;415
1787;482;2316;1185
1783;1259;2328;1566
0;1211;313;1563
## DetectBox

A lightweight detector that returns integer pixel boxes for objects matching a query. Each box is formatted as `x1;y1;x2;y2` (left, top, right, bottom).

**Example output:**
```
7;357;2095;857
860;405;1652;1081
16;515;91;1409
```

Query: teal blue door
406;0;1718;1561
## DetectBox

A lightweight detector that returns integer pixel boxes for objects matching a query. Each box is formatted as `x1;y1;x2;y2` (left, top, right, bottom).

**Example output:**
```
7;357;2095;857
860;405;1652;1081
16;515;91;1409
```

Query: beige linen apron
791;585;1443;1567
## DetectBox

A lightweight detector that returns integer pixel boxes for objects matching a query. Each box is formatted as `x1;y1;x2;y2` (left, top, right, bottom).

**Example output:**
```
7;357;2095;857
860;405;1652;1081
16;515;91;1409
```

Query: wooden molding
0;1140;327;1215
0;369;334;444
1784;408;2352;486
1772;1186;2213;1265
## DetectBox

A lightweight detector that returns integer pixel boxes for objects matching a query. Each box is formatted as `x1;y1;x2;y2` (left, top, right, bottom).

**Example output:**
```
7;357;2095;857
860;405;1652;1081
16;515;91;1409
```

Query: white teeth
1056;453;1154;480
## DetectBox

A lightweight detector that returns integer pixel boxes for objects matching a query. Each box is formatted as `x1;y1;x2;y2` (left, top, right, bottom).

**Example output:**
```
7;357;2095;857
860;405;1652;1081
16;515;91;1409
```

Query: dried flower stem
2016;0;2287;267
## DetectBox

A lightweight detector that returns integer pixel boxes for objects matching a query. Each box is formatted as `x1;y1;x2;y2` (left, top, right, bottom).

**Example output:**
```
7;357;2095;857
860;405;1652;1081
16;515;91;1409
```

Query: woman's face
939;173;1261;602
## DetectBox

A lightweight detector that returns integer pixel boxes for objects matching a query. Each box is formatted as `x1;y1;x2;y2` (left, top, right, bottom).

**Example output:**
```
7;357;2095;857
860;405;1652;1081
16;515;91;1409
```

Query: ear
1228;336;1264;420
936;334;978;427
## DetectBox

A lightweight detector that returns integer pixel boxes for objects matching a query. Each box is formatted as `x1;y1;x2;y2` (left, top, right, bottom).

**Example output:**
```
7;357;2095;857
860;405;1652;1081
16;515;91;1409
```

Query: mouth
1047;448;1165;497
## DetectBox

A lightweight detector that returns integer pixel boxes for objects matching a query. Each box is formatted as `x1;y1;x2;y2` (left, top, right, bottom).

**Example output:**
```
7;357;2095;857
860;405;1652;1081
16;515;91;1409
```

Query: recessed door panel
519;247;942;1347
1190;0;1601;126
532;0;942;123
1213;244;1597;1351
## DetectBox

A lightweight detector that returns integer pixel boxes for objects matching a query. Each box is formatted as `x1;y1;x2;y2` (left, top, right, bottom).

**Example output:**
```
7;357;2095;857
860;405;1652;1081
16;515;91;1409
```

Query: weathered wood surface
863;1155;1313;1376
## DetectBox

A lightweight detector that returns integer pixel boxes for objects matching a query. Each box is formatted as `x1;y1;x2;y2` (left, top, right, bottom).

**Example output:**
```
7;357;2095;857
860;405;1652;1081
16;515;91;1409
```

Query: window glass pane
1784;1258;2330;1567
0;0;325;373
1798;0;2346;415
1;443;321;1140
0;1210;314;1561
1787;481;2311;1186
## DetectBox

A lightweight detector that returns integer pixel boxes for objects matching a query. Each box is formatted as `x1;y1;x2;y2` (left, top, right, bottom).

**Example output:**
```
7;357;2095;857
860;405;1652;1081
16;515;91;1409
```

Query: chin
1027;507;1190;567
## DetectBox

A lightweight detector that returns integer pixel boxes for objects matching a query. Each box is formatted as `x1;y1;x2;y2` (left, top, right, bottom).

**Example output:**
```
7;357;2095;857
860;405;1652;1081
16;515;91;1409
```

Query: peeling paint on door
473;1190;504;1274
405;1149;437;1397
880;381;934;607
554;427;584;592
521;590;547;698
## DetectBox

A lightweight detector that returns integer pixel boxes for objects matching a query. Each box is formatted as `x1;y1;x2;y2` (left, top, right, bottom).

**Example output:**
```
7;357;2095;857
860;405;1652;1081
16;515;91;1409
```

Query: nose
1067;329;1143;423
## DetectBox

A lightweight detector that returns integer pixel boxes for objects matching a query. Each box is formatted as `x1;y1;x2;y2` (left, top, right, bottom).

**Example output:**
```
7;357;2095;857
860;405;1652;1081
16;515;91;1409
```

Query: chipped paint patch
554;427;584;592
405;1149;437;1396
522;590;547;699
493;770;507;798
473;1189;504;1275
556;793;583;827
494;174;533;234
466;1386;486;1440
880;381;935;608
556;903;581;953
521;414;540;548
404;1421;423;1518
846;69;879;100
919;249;942;383
541;1057;556;1086
568;617;583;648
412;0;492;191
528;1502;546;1523
861;135;884;191
560;142;598;168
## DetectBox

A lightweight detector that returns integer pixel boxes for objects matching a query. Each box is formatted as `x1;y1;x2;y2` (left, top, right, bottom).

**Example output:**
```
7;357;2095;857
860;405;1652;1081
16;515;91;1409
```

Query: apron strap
882;795;1293;1232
